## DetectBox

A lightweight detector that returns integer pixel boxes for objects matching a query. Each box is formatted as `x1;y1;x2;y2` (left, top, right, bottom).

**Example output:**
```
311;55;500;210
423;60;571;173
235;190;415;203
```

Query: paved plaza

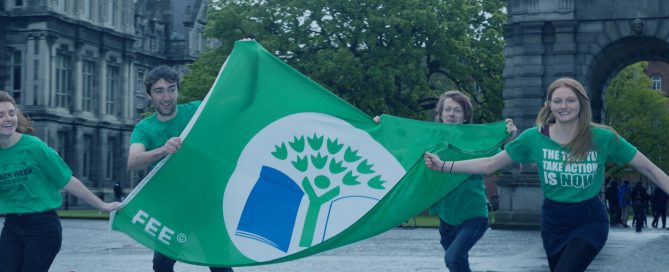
1;218;668;271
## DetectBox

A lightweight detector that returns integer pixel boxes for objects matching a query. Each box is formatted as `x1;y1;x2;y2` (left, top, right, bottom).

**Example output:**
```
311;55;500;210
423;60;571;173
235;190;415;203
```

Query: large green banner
111;40;508;267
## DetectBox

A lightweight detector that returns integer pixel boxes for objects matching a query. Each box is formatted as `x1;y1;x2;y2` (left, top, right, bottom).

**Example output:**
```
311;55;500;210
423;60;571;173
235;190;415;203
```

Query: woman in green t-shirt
0;91;121;272
424;78;669;272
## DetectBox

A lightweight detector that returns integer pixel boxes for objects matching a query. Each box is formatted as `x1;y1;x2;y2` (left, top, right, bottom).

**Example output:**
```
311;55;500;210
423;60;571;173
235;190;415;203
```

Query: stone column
494;21;548;229
98;49;108;115
36;32;53;106
24;34;37;106
73;42;84;113
122;53;135;120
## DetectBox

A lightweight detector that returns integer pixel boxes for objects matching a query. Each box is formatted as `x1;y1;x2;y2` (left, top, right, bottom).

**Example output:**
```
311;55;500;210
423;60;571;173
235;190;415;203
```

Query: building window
56;54;72;108
108;0;118;26
82;135;93;178
106;65;119;115
10;51;22;102
106;136;116;179
82;60;96;112
57;130;68;159
651;75;662;91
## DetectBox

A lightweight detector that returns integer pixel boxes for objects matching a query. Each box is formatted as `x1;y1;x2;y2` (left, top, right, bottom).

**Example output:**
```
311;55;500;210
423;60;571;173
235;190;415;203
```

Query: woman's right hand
373;115;381;123
424;152;445;172
100;202;122;212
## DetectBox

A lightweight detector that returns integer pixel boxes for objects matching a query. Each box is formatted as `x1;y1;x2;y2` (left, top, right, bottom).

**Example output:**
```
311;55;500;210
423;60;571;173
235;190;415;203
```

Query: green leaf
329;159;347;174
367;175;386;190
289;136;305;153
307;133;324;150
356;159;375;174
342;171;360;185
292;155;308;172
327;138;343;155
271;143;288;160
310;152;328;169
344;146;361;162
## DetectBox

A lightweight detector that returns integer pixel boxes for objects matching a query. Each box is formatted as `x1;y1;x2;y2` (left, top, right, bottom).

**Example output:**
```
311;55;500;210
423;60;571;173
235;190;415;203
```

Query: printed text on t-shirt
541;148;598;189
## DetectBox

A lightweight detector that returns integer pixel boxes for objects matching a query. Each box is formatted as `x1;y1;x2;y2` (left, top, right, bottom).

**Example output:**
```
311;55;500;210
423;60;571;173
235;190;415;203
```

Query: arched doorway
497;0;669;228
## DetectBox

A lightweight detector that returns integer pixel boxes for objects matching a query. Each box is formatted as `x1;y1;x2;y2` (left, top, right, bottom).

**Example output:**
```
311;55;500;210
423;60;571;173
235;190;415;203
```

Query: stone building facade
498;0;669;228
0;0;212;206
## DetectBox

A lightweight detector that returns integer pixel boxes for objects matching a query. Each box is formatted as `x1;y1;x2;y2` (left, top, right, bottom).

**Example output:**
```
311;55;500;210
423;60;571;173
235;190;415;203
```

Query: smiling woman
424;77;669;272
0;91;121;272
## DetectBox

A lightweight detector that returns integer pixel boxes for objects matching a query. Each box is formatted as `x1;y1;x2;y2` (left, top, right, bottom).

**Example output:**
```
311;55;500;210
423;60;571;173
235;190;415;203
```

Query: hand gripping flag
111;40;509;267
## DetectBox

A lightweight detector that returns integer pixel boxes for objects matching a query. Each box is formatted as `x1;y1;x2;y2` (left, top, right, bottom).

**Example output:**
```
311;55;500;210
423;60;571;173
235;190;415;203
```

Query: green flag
111;40;508;267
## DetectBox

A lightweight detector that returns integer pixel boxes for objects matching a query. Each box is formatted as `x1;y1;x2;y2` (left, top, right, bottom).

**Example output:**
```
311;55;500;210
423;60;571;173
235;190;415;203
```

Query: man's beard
157;104;176;117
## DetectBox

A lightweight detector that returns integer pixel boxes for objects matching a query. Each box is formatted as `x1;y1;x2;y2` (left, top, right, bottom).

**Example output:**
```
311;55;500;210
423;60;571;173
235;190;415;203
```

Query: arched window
651;74;662;91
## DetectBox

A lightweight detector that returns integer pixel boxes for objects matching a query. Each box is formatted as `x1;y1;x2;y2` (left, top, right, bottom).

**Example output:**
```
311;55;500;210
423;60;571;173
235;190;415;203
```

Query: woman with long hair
424;78;669;271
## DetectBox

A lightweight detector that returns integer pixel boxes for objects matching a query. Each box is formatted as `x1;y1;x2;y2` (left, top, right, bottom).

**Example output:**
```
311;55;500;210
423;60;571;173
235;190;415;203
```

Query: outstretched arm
424;150;515;175
628;151;669;195
64;177;121;212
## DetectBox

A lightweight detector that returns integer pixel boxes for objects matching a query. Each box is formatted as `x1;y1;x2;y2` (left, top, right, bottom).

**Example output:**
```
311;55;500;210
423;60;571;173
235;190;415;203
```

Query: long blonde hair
536;78;595;160
0;91;33;135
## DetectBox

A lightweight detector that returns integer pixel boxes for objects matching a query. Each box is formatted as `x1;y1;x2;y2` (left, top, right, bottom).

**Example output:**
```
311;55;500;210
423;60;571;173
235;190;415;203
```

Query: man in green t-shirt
128;66;232;272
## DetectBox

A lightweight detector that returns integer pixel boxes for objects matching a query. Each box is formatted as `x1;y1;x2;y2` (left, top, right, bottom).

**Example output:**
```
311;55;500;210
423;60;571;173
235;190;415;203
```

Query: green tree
605;62;669;176
271;133;385;247
181;0;506;122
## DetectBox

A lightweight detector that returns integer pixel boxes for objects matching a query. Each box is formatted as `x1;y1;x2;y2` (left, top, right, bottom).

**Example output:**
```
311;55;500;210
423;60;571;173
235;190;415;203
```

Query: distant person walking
618;180;631;227
605;180;620;226
113;183;124;202
651;186;668;228
630;182;649;232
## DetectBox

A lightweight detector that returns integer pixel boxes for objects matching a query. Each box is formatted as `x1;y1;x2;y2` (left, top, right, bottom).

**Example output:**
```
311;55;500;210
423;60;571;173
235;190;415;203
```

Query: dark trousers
438;217;489;272
608;204;621;225
652;208;666;228
0;209;62;272
632;203;645;232
153;251;233;272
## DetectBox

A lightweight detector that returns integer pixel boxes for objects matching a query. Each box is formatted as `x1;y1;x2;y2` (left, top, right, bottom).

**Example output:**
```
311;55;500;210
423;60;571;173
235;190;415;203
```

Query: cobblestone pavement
1;218;668;271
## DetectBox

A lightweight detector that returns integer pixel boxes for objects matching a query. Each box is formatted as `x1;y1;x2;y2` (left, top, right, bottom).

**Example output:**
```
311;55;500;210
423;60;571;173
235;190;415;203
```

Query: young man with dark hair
128;66;232;272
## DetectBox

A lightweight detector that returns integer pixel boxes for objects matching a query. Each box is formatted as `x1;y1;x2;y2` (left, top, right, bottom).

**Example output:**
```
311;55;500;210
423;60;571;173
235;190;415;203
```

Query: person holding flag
424;90;517;272
424;78;669;272
0;91;121;272
127;66;233;272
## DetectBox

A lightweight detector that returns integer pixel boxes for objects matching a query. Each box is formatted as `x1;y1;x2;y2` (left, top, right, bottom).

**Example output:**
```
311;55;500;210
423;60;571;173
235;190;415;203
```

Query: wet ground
2;218;668;271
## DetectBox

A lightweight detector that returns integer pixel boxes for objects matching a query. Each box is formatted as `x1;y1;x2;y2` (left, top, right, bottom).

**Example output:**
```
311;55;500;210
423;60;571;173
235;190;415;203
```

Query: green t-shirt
429;174;488;225
505;126;637;203
130;101;201;168
0;134;73;213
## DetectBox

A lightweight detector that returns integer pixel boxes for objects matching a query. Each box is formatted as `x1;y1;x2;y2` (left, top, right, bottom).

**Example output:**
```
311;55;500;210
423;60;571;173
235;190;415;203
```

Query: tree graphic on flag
111;40;509;267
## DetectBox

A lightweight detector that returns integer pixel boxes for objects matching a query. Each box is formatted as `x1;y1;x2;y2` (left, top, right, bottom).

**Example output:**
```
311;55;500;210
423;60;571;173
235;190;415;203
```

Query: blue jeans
438;217;488;272
0;209;62;272
153;251;233;272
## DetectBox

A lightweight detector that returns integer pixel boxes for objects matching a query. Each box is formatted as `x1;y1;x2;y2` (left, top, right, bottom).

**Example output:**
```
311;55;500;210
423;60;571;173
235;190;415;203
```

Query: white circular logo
223;113;405;261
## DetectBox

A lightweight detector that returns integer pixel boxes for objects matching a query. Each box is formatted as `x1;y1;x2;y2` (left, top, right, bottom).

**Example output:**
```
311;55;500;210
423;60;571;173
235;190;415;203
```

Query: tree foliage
605;62;669;176
181;0;506;121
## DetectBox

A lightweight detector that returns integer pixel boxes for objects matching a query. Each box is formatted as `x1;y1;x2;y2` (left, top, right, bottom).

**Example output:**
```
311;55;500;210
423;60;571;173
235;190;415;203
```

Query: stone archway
496;0;669;228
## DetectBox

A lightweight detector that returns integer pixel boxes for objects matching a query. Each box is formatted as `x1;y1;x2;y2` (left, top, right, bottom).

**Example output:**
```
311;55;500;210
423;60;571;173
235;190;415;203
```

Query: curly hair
144;65;180;94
